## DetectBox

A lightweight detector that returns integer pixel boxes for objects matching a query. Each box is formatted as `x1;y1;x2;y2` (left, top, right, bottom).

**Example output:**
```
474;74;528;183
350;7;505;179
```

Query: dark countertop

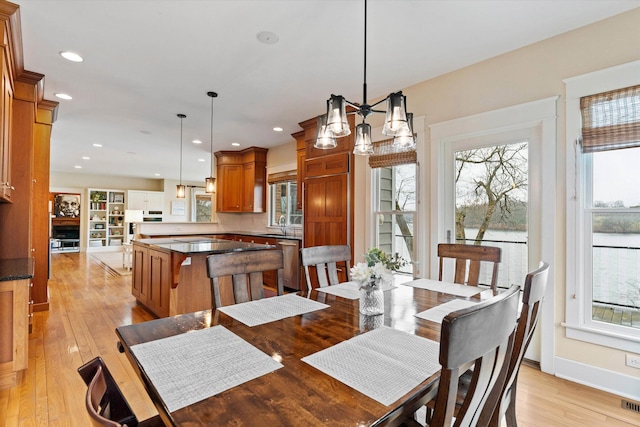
0;258;35;281
224;231;302;242
134;237;275;255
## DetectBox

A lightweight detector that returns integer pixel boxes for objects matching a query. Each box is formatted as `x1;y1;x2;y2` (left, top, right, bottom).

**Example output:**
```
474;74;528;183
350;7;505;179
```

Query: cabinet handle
28;313;33;318
29;300;34;305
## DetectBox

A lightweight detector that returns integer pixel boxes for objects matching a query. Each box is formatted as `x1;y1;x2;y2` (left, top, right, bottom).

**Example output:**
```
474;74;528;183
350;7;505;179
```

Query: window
371;139;417;276
269;179;302;227
191;188;213;222
565;62;640;352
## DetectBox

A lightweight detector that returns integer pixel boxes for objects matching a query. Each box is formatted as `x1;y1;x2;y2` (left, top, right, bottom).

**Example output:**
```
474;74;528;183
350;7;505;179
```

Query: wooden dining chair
489;261;550;427
206;249;284;308
405;284;520;427
300;244;351;291
438;243;502;290
77;356;163;427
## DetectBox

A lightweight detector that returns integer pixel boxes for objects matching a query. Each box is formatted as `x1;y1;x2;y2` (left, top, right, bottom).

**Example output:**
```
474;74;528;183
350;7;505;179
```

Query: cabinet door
145;191;164;213
217;165;242;212
127;191;146;211
0;59;13;202
132;244;148;300
148;249;170;318
242;163;256;212
296;148;305;210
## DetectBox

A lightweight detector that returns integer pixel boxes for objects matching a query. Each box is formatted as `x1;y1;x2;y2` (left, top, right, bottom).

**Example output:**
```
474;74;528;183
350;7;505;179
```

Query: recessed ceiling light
256;31;279;45
231;143;240;147
273;127;283;132
81;156;90;160
192;139;202;144
74;165;82;169
60;51;83;62
93;143;102;147
198;158;205;162
55;93;72;100
154;173;161;177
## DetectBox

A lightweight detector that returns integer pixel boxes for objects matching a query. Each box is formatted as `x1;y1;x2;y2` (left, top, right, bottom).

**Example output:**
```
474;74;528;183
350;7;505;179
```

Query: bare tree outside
455;142;528;245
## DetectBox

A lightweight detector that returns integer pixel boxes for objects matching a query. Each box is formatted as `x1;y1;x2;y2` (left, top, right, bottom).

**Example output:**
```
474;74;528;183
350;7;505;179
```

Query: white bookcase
87;189;126;251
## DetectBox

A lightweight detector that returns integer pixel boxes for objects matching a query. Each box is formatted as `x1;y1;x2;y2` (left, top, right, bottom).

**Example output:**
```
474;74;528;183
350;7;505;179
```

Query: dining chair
405;284;520;427
438;243;502;291
488;261;550;427
206;249;284;308
77;356;163;427
300;244;351;291
424;263;550;427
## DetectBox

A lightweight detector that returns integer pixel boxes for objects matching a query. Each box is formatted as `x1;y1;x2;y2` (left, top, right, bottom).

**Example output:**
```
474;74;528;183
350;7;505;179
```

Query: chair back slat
431;285;519;427
438;243;502;290
207;250;284;308
300;245;351;290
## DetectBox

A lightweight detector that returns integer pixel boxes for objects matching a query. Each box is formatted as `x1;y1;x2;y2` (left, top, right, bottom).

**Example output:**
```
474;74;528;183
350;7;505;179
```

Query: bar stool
122;243;133;270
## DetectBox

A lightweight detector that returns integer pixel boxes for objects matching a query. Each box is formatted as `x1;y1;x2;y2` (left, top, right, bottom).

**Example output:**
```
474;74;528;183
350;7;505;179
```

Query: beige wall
354;9;640;380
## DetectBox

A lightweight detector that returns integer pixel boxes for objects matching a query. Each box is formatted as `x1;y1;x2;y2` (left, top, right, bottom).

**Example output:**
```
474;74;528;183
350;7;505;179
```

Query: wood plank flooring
0;252;638;426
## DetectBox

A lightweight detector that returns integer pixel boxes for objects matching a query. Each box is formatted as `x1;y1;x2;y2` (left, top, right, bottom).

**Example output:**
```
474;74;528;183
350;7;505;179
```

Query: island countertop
134;236;275;255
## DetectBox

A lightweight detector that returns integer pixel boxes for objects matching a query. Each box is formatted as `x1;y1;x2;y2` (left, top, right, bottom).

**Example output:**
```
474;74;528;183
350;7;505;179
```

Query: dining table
115;279;491;426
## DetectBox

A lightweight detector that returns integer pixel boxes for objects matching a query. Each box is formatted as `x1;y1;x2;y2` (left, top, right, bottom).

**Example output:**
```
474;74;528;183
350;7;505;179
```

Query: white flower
350;261;393;287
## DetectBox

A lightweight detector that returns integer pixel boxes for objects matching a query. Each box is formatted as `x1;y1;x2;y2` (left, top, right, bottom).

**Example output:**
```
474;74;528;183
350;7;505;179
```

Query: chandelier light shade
318;0;416;155
176;113;186;199
205;91;218;194
353;122;373;155
314;113;338;149
392;112;416;150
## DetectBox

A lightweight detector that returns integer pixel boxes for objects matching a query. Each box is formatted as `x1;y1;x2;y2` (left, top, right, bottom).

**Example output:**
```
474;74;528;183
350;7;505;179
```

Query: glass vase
359;279;384;315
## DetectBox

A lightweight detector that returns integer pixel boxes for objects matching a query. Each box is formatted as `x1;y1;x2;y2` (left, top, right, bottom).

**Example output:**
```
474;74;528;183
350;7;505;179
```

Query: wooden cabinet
294;114;355;262
0;276;29;388
215;147;267;213
293;130;306;210
131;243;170;318
148;248;171;318
0;50;13;203
132;244;148;300
278;239;300;290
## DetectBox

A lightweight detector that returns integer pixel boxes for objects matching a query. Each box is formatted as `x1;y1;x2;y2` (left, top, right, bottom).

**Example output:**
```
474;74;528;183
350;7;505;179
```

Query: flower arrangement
350;247;408;288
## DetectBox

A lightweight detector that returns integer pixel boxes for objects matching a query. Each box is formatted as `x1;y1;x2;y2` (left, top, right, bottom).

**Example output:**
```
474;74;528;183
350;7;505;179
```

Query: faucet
278;215;287;236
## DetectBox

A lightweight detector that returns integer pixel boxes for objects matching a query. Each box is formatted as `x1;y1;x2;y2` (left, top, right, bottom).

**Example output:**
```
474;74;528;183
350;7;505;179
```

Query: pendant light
205;91;218;193
176;113;186;198
319;0;416;154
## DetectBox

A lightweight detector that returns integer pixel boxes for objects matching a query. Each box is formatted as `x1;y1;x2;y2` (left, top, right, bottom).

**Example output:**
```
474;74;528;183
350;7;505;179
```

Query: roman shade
368;137;417;169
267;170;297;184
580;84;640;153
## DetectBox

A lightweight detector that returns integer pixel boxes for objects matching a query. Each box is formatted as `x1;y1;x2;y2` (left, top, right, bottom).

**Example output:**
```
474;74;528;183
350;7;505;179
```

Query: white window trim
563;60;640;353
429;97;558;373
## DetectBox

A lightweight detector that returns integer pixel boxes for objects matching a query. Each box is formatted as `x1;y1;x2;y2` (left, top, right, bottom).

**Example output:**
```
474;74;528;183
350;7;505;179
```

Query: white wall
352;8;640;392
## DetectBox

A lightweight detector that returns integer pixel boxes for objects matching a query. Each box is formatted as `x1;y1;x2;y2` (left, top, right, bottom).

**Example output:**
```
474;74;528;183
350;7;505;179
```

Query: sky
593;148;640;207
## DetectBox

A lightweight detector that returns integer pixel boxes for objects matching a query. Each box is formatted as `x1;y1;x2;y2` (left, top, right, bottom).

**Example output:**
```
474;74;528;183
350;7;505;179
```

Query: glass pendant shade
176;184;186;199
392;112;416;150
382;92;410;136
205;177;216;193
353;122;373;155
325;95;351;137
314;114;337;149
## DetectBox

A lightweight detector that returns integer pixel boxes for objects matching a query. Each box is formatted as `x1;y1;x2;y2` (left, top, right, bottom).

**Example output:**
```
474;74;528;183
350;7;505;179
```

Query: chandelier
205;91;218;193
317;0;416;155
176;113;186;198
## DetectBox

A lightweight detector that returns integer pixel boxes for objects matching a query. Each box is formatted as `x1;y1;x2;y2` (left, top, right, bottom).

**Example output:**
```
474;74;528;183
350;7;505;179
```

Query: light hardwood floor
0;252;638;426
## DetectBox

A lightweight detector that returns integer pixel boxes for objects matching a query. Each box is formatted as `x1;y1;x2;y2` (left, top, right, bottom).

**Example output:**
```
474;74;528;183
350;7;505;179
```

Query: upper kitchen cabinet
127;190;164;216
215;147;267;213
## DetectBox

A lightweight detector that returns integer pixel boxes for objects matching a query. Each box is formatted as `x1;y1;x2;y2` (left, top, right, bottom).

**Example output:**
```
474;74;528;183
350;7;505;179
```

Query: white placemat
315;281;396;300
415;299;479;323
405;278;482;298
302;327;440;406
130;326;283;412
218;293;330;327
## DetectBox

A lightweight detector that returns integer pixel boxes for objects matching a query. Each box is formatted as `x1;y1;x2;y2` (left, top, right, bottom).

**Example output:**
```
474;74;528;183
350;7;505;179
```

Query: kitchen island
131;237;274;318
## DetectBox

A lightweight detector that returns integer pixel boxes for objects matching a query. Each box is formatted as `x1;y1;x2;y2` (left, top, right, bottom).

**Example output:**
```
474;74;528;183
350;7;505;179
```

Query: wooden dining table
115;280;487;426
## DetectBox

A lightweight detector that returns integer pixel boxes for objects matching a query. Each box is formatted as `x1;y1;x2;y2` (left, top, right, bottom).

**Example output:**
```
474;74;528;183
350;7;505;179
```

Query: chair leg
504;383;518;427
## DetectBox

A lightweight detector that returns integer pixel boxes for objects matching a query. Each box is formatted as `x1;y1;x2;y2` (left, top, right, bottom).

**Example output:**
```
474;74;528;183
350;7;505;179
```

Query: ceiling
14;0;640;183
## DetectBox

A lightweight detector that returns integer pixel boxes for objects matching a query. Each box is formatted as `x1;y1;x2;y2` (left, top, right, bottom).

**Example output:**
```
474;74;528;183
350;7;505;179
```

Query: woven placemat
302;327;440;406
218;293;330;326
131;326;283;412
